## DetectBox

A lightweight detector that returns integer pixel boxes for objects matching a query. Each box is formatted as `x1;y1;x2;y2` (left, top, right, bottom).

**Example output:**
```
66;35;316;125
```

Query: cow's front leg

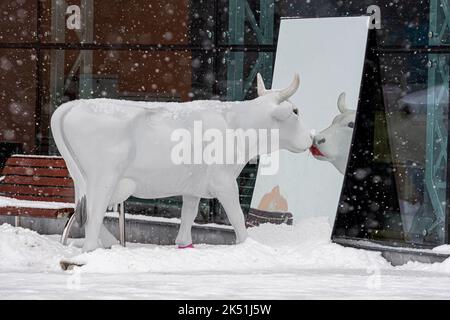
176;195;200;247
215;180;248;244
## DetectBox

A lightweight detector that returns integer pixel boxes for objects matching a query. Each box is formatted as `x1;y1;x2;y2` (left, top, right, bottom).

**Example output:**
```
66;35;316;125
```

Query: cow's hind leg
175;195;200;247
215;180;248;244
99;178;136;247
99;225;118;248
83;177;118;252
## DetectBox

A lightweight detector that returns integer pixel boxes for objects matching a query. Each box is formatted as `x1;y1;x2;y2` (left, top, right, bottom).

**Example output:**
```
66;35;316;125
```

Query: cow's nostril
317;138;326;145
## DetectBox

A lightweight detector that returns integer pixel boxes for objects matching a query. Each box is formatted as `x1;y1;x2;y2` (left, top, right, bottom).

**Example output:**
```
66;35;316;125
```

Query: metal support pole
424;0;450;240
61;212;77;245
226;0;274;100
78;0;93;99
48;0;67;154
118;202;126;247
49;0;94;153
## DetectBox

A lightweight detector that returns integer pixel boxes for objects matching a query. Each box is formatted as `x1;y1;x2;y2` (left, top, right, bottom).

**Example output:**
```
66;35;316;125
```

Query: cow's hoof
178;243;194;249
235;233;249;244
82;241;102;252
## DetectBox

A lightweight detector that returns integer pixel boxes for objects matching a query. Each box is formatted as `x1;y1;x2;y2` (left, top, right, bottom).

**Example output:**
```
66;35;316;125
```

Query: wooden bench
0;154;125;245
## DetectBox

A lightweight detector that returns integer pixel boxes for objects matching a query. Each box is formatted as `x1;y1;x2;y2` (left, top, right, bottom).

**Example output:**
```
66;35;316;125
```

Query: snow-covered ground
1;217;450;299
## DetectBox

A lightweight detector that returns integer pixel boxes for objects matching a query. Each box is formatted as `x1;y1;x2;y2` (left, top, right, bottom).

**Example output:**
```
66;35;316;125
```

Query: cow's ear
337;92;347;113
257;73;267;97
271;104;291;121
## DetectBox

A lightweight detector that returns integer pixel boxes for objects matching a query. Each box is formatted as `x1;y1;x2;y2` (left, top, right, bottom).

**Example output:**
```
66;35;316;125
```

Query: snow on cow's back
59;98;232;122
60;98;147;121
137;98;234;123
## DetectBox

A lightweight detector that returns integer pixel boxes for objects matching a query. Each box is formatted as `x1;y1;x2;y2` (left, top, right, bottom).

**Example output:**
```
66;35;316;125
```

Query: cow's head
309;92;356;174
256;73;312;153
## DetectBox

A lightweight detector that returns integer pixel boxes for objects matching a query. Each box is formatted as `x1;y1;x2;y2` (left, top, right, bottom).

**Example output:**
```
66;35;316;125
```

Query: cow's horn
257;73;267;96
337;92;347;113
277;73;300;102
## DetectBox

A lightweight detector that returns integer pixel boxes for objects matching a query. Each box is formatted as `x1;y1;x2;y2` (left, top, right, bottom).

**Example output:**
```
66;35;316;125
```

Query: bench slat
0;184;74;198
0;155;76;220
0;206;73;218
5;194;75;203
2;166;70;178
3;175;74;187
6;157;67;168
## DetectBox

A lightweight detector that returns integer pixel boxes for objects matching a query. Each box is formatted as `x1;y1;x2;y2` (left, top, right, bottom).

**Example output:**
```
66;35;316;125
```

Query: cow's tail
51;103;87;226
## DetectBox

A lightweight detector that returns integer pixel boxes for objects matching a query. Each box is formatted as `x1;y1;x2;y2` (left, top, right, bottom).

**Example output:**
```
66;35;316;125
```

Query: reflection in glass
334;53;449;248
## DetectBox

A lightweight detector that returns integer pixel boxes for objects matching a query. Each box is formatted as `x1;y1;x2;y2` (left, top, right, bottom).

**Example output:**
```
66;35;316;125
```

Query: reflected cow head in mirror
310;92;356;174
256;73;312;153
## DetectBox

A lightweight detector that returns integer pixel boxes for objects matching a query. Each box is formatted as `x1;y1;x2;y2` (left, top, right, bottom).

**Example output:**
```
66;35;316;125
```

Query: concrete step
0;213;236;246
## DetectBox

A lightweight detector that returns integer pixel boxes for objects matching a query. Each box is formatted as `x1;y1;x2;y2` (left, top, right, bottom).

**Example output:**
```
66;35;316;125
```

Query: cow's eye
293;108;298;116
347;122;354;128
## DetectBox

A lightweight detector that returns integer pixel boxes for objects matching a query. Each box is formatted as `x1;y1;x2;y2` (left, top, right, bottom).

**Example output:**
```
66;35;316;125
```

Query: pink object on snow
178;244;194;249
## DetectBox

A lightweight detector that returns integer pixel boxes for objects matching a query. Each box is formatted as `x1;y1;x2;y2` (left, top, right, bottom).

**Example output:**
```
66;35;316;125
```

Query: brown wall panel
40;0;190;45
0;49;37;153
0;0;37;43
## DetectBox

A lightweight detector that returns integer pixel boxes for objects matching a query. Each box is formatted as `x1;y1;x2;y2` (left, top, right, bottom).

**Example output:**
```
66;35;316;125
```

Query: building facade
0;0;447;248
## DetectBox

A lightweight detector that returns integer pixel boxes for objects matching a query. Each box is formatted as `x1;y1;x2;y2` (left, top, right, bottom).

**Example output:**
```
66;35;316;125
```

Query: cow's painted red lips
310;145;324;157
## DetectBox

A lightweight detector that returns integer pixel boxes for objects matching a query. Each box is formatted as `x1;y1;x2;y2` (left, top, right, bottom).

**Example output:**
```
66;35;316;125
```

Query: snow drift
3;218;450;299
3;216;450;276
0;224;79;272
0;217;390;274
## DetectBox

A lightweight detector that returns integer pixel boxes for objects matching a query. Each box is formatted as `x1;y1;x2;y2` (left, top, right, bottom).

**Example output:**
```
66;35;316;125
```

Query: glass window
37;49;211;152
39;0;214;46
215;50;274;100
218;0;429;47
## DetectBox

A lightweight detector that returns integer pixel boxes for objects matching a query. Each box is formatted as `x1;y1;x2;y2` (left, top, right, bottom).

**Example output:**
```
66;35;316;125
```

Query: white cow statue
51;73;312;252
309;92;356;174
